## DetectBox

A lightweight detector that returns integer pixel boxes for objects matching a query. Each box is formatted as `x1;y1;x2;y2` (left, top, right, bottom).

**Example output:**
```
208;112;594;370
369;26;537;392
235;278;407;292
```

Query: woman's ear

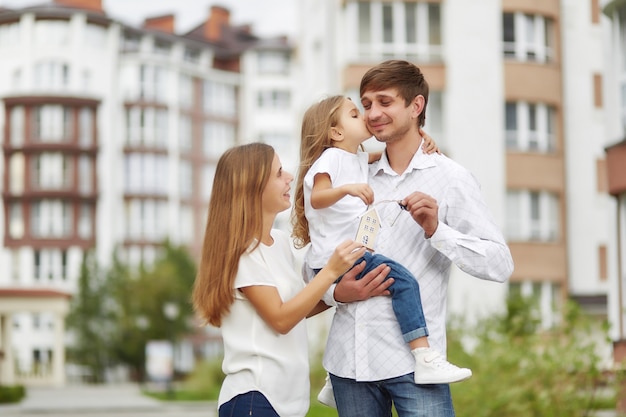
329;126;344;142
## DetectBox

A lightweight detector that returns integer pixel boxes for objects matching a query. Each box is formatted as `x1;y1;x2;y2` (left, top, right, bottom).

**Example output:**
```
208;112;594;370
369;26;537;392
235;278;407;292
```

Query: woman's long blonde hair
192;143;275;327
291;95;345;249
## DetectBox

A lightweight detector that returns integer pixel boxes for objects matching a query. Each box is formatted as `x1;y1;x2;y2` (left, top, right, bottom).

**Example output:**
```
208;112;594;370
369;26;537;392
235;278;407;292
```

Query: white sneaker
412;348;472;384
317;375;337;408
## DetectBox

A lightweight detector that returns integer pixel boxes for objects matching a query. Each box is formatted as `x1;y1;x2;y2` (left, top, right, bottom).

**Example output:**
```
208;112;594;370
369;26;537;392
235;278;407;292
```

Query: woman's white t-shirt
218;229;310;417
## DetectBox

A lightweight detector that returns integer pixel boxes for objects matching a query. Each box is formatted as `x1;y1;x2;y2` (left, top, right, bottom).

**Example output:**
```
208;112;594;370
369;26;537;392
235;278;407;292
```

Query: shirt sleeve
235;249;277;291
429;169;514;283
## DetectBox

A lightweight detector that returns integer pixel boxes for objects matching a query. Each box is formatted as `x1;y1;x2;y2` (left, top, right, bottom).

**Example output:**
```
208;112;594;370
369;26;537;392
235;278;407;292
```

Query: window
505;102;556;152
506;190;559;242
179;115;192;152
179;205;194;244
10;106;24;146
32;249;66;281
203;80;236;117
78;156;93;194
122;30;141;52
124;199;168;240
184;47;200;64
79;108;94;147
202;164;216;200
34;61;69;90
257;90;290;109
125;107;168;148
154;39;171;56
31;200;73;238
78;203;92;239
33;105;72;143
502;13;554;63
179;161;192;198
354;1;442;62
32;153;72;190
9;203;24;239
0;22;19;47
257;51;289;74
9;153;25;194
139;64;167;102
203;122;235;159
179;74;193;108
259;132;293;161
124;153;169;195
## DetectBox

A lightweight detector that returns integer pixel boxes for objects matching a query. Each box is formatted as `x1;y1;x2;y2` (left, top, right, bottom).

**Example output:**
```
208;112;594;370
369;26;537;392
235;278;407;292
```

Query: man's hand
334;262;392;303
400;192;439;238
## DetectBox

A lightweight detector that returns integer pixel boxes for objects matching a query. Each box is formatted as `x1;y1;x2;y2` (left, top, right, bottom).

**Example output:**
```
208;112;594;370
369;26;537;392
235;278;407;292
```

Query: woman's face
262;153;294;215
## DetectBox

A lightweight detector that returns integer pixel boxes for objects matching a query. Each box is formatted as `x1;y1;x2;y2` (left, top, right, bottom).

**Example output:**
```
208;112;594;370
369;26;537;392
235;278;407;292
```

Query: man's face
361;88;420;144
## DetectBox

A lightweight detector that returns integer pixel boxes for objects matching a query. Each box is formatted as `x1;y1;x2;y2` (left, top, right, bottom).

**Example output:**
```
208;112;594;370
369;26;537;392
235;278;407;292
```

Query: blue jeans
218;391;279;417
318;251;428;342
330;373;455;417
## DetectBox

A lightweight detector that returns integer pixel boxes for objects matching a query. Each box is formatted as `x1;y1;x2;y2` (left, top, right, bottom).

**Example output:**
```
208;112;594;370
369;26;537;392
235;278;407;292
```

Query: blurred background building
0;0;625;388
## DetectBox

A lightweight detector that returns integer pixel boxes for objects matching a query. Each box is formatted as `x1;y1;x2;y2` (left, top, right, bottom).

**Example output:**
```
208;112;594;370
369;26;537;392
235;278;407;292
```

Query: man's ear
329;126;344;142
411;95;425;120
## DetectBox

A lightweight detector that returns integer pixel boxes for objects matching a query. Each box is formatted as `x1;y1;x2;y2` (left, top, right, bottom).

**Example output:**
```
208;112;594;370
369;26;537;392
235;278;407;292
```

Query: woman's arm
241;241;366;334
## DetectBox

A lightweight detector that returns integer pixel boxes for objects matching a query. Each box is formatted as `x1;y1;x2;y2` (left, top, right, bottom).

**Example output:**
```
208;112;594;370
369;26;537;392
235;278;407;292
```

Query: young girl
192;143;377;417
292;96;472;408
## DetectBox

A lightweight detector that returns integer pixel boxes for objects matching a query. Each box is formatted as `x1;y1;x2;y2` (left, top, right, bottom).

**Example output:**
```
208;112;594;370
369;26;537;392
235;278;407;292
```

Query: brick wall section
143;15;175;34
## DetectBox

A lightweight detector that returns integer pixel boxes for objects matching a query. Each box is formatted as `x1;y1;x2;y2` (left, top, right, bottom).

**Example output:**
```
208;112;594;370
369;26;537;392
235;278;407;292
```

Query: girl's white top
218;229;310;417
304;147;370;269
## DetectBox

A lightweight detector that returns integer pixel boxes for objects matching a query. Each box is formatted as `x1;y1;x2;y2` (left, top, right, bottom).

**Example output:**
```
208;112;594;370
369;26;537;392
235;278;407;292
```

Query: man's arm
401;177;514;283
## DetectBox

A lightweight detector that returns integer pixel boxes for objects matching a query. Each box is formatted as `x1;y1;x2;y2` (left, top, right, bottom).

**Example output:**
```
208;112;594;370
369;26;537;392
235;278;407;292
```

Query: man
329;60;514;416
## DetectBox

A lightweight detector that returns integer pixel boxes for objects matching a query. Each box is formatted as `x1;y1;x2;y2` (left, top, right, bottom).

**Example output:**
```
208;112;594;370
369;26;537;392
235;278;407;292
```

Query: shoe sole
414;372;473;385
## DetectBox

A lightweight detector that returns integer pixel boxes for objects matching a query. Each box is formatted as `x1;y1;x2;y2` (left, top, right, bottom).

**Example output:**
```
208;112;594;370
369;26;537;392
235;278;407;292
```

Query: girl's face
262;153;294;216
334;98;372;150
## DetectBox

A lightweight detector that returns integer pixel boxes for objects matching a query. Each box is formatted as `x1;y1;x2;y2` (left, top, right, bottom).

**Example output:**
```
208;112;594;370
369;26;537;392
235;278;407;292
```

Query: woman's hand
419;128;441;154
323;240;366;280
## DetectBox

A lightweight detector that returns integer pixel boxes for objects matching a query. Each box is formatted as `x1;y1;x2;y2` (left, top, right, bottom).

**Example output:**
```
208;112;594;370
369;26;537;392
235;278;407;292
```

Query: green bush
449;295;616;417
0;385;25;404
180;358;225;400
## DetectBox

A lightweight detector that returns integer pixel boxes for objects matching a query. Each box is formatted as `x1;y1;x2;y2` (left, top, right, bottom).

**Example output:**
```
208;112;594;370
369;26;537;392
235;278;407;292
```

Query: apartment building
0;0;296;386
297;0;620;332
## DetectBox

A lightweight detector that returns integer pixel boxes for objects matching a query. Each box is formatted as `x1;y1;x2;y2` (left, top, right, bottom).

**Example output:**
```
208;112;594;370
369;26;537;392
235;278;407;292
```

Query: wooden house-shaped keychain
355;206;382;251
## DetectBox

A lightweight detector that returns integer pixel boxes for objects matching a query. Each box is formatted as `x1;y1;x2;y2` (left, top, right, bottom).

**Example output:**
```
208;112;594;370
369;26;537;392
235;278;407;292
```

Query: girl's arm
310;173;374;209
240;241;366;334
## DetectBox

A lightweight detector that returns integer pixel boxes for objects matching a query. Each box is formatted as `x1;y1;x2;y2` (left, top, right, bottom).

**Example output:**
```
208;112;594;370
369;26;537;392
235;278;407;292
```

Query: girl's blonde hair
192;142;275;327
291;95;345;249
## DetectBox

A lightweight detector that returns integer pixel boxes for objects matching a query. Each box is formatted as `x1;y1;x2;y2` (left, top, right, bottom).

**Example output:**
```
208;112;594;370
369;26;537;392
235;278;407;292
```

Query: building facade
0;0;296;386
297;0;619;331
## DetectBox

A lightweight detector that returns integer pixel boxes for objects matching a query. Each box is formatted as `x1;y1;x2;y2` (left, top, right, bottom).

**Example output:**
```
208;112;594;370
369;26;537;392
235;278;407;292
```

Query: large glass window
355;1;442;62
124;153;169;195
32;152;72;190
203;80;236;117
124;199;168;240
504;101;556;153
33;105;73;143
139;64;167;102
9;203;24;239
79;108;94;147
34;60;70;88
125;107;168;148
502;13;554;63
31;200;73;238
506;190;559;242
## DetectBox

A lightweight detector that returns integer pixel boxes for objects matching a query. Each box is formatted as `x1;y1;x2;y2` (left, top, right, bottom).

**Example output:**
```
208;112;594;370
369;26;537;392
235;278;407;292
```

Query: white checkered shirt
322;148;514;381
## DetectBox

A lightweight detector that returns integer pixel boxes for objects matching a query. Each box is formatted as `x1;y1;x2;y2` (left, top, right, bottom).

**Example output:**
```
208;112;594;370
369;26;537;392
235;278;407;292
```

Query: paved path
0;383;217;416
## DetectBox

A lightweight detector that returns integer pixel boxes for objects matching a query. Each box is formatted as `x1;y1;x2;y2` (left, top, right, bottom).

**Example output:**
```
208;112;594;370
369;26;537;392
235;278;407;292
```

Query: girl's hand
323;240;366;279
341;183;375;205
419;128;441;154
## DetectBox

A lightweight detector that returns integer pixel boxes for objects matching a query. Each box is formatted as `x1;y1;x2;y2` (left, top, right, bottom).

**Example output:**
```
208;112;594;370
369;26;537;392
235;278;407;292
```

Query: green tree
449;294;614;417
107;241;197;381
66;252;114;382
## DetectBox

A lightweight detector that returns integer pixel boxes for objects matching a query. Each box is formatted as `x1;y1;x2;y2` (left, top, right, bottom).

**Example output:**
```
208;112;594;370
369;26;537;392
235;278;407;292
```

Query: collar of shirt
372;144;438;177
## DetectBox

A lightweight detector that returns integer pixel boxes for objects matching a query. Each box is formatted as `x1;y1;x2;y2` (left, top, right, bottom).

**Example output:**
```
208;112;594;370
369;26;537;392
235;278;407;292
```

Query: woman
192;143;379;417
